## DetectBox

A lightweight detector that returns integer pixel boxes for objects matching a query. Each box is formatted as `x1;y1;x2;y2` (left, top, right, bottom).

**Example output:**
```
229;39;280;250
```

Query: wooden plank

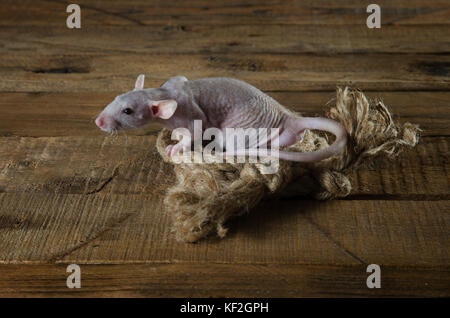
57;199;450;266
0;53;449;93
0;91;448;137
285;136;450;199
0;264;448;297
0;135;174;195
272;91;450;137
2;0;449;26
0;136;447;197
2;24;449;56
0;192;448;266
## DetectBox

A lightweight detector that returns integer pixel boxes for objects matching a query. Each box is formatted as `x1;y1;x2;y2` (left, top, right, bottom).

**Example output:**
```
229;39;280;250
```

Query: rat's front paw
165;143;187;158
165;144;175;157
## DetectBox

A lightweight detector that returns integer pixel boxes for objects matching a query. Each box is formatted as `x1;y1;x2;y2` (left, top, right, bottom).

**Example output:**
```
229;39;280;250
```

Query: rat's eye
123;108;133;115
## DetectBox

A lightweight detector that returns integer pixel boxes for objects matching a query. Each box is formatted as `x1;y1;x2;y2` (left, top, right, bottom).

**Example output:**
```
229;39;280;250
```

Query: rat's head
95;74;177;133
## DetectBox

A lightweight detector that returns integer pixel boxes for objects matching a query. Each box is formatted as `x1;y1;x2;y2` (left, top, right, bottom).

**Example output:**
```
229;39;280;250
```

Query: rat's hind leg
276;115;311;147
277;128;305;147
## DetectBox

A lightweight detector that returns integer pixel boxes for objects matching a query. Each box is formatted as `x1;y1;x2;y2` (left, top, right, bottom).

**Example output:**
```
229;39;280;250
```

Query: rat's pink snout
95;116;104;128
95;114;117;132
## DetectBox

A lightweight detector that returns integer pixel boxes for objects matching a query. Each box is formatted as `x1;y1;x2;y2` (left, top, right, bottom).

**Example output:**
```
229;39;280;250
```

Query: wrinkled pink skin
95;76;347;162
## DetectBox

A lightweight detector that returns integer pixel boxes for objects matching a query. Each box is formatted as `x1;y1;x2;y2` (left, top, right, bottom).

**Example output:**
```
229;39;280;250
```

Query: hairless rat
95;75;347;162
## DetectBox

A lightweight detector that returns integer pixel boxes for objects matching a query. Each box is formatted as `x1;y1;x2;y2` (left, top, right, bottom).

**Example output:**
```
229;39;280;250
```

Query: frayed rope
156;87;421;243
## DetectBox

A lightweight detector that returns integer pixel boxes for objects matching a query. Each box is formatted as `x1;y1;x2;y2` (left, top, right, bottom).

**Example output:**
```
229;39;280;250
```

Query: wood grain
0;0;448;297
2;0;449;26
0;193;448;266
0;136;447;198
0;264;448;297
2;24;449;56
0;91;448;137
0;53;449;93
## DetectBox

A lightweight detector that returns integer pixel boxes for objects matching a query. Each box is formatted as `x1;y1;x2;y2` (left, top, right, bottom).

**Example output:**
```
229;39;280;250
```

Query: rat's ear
134;74;145;91
149;100;177;119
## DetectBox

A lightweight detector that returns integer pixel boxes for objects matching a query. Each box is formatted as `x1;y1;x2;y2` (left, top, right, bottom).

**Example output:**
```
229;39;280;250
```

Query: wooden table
0;0;448;297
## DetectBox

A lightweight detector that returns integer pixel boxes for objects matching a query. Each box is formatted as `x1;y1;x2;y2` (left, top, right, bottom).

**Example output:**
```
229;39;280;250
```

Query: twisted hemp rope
156;87;420;243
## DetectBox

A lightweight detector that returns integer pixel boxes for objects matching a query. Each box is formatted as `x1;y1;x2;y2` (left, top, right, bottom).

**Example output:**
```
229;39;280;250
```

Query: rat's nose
95;116;104;128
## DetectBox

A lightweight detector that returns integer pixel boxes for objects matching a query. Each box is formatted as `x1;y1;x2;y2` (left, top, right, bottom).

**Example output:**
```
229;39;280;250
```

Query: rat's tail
227;117;347;163
277;117;347;162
